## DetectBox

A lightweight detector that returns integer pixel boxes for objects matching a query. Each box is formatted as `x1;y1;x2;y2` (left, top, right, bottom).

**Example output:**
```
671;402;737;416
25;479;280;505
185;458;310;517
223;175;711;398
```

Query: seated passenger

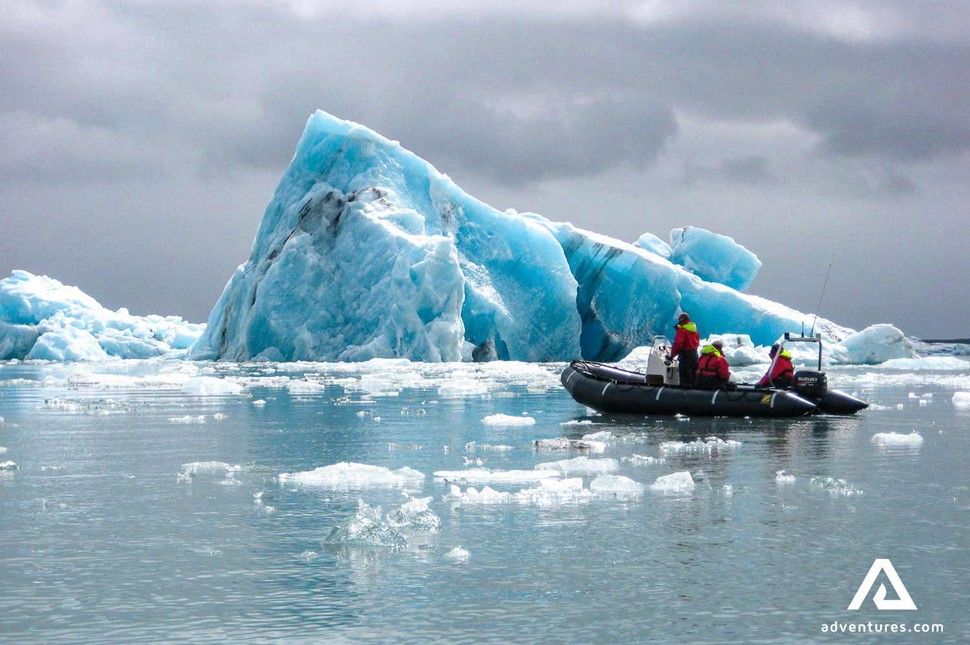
758;344;794;388
695;340;730;389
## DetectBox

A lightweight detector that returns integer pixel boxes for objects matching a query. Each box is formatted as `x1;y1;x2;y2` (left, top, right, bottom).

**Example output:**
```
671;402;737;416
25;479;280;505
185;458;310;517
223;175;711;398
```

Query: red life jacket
696;352;728;379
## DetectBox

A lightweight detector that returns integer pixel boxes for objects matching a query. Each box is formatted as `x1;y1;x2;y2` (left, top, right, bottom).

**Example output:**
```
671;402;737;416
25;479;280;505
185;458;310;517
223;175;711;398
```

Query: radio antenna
810;262;833;337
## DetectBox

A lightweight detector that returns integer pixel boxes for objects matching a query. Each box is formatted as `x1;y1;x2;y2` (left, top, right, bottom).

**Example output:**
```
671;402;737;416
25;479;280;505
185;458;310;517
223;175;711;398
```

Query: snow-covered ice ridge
188;109;896;363
0;271;203;361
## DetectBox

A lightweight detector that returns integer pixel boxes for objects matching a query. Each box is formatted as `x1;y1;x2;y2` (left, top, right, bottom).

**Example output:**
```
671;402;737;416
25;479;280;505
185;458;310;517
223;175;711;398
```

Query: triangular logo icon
847;559;917;610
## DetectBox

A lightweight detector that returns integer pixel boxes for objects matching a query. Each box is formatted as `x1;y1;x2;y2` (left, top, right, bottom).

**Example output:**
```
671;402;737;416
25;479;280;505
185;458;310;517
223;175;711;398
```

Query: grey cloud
681;155;776;187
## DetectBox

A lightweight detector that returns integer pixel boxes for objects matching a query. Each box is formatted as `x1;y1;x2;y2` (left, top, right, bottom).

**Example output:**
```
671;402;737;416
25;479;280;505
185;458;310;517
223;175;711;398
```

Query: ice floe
180;377;243;396
810;477;863;496
590;474;644;497
533;437;607;453
871;432;923;446
279;462;425;489
169;415;206;424
659;437;741;456
776;470;796;483
481;414;535;426
433;468;561;485
649;471;695;495
535;456;619;476
444;546;470;562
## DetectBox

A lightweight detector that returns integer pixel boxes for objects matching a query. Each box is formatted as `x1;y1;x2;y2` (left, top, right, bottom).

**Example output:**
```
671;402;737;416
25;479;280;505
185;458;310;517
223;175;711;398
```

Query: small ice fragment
580;430;613;441
533;438;606;453
444;546;469;562
650;471;695;494
919;399;929;407
252;399;267;407
560;419;594;426
482;414;535;427
627;454;664;465
0;461;18;470
0;447;7;455
871;432;923;446
438;380;488;397
810;476;863;496
432;468;561;484
213;413;227;421
776;470;796;483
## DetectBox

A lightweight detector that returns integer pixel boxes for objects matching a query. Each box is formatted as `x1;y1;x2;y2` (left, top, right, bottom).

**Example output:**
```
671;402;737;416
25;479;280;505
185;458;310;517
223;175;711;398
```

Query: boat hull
562;362;817;418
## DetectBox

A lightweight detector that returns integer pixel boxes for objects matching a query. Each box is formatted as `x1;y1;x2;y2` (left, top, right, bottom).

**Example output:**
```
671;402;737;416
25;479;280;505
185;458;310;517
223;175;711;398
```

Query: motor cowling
792;370;827;397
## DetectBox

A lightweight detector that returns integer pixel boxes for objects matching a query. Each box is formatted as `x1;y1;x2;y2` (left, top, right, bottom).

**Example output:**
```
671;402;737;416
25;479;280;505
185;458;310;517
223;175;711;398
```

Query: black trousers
678;350;698;386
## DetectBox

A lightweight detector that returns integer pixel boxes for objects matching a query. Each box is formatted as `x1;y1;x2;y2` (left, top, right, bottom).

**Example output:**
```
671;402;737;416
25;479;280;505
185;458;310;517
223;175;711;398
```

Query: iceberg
192;110;859;363
0;271;204;361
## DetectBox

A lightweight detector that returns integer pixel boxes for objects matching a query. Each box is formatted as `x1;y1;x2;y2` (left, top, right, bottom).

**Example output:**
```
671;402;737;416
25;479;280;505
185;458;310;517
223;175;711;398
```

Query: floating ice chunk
252;399;267;407
919;399;929;407
325;501;407;548
387;496;441;531
953;392;970;410
650;471;695;494
0;461;17;470
213;413;227;421
580;430;613;442
533;437;607;453
590;474;644;497
279;462;425;489
831;324;913;364
169;415;206;424
180;461;240;475
535;456;619;476
871;432;923;446
659;437;741;456
433;468;561;484
444;546;470;561
438;380;489;397
560;419;594;426
482;414;535;427
776;470;796;483
448;485;512;504
810;476;863;496
180;377;243;396
0;270;203;361
514;477;593;505
465;442;513;452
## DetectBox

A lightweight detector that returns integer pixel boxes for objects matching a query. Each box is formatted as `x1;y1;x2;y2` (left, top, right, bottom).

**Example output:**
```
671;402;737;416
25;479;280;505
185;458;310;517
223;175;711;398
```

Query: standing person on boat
758;344;794;388
669;313;700;386
695;340;731;389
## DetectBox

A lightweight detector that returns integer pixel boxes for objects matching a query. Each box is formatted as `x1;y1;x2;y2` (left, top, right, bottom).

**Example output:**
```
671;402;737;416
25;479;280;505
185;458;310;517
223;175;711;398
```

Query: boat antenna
809;262;833;337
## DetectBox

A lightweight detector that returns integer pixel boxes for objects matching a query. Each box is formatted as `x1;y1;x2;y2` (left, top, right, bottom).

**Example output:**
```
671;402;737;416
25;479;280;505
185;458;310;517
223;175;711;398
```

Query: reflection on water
0;360;967;643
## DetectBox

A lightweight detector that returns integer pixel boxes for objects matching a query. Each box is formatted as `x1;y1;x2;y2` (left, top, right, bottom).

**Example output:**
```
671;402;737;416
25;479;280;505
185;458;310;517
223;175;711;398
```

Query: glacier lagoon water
0;359;967;643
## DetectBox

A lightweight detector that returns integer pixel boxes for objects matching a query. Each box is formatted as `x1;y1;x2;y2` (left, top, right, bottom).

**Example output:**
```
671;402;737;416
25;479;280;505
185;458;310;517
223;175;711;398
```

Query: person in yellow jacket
695;340;730;389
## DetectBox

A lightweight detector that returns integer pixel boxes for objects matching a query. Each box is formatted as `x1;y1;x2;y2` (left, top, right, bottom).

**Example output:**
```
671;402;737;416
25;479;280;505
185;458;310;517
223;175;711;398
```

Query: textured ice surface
0;460;17;470
831;324;914;364
481;414;535;427
279;462;425;489
667;226;762;291
954;392;970;410
191;110;865;364
446;478;597;506
433;468;561;484
535;457;619;475
650;471;695;494
882;357;969;370
871;432;924;445
386;496;441;531
0;271;203;361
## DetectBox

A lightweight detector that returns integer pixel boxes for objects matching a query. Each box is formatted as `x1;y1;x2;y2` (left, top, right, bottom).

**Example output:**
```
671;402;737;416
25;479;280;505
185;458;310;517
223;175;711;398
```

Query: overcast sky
2;0;968;338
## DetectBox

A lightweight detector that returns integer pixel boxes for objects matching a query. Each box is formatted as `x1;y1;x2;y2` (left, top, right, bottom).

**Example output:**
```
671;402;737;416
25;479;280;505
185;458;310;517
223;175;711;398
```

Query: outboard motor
792;370;827;397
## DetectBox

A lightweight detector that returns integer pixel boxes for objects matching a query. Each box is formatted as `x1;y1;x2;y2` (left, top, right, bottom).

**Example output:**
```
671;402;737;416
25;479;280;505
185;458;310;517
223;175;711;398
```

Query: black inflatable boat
560;333;869;418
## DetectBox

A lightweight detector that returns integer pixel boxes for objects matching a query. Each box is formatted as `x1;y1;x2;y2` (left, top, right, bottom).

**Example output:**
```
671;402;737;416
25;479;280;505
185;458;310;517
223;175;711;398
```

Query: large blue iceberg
191;110;864;363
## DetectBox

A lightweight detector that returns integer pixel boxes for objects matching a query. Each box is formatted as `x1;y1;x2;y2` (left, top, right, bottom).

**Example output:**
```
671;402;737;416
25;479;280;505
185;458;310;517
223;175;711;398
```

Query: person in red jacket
669;312;700;386
695;340;730;389
758;344;794;388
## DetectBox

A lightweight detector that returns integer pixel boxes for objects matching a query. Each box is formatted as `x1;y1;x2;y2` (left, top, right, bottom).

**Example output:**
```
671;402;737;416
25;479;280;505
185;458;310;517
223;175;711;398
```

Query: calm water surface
0;360;967;643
